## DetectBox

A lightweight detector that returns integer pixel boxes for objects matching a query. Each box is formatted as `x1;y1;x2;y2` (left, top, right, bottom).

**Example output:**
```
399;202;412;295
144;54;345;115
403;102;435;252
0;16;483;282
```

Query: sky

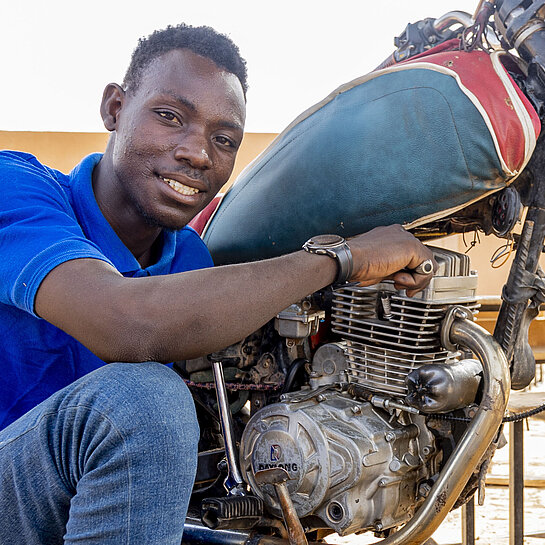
0;0;479;133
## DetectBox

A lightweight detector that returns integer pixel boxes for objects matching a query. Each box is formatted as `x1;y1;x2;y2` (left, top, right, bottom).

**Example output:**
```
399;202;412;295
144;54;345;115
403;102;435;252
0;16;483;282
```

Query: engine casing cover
239;393;436;535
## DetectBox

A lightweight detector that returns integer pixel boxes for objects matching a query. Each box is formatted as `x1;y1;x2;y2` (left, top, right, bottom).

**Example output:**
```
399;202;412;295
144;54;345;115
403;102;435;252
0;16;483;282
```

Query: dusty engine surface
240;394;435;535
240;247;481;534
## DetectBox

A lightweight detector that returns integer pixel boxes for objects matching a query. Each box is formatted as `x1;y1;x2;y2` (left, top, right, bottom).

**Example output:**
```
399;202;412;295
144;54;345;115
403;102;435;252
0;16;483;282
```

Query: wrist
302;234;353;285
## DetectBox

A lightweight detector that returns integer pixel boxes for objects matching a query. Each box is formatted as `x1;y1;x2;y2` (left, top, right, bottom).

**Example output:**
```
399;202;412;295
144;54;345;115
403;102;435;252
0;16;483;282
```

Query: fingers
356;268;433;292
399;254;437;296
354;272;431;296
392;269;433;294
405;243;436;273
347;224;436;296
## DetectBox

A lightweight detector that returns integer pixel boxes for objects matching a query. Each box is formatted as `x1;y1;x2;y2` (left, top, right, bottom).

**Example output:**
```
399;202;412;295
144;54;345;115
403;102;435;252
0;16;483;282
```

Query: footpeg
201;495;264;530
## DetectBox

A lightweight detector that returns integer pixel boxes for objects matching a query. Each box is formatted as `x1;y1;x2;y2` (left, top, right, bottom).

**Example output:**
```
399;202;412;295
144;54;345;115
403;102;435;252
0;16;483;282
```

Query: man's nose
173;135;212;169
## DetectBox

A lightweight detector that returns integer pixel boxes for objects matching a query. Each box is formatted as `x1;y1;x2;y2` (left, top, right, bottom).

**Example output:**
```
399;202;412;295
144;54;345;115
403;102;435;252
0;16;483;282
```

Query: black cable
280;358;308;395
427;401;545;423
502;402;545;422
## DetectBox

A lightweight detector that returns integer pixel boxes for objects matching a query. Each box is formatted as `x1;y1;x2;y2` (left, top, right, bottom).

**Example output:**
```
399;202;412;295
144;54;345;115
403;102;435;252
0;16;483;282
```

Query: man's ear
100;83;125;132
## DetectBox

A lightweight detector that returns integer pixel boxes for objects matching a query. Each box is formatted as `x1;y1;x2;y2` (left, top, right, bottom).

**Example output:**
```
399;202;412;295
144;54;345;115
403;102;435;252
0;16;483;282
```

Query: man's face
107;49;246;230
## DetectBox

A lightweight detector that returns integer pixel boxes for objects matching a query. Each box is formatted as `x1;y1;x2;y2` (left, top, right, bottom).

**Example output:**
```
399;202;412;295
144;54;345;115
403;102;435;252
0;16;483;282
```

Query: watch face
310;234;344;247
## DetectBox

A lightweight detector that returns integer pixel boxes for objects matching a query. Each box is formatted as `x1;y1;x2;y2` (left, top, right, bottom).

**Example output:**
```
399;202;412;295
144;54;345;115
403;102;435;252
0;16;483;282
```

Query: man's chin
141;212;185;231
134;201;191;231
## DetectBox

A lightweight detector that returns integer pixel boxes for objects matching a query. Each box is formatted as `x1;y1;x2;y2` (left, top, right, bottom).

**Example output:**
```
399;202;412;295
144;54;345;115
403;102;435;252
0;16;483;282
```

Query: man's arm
35;225;433;363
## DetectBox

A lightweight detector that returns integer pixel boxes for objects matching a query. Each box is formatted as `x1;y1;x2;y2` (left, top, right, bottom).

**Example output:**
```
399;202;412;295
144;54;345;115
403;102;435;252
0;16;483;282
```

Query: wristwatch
302;234;353;285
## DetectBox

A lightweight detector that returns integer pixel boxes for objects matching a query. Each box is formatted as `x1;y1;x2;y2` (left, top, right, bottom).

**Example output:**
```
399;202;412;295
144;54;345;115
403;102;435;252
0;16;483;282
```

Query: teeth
160;176;199;196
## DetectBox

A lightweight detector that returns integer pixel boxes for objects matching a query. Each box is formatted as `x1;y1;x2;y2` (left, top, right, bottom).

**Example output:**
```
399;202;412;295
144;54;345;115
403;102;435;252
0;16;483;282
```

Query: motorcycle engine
239;247;480;535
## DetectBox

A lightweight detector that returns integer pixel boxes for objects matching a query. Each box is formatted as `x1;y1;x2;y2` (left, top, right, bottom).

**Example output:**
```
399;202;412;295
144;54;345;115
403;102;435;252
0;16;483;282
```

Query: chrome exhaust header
373;308;510;545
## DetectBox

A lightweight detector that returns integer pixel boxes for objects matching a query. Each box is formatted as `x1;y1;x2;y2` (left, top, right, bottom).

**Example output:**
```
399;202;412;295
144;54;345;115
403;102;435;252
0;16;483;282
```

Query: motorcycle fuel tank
203;47;539;265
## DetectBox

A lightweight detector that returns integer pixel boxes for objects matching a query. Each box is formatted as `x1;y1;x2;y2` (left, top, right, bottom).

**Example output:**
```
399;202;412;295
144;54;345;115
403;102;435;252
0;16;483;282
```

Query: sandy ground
327;382;545;545
431;416;545;545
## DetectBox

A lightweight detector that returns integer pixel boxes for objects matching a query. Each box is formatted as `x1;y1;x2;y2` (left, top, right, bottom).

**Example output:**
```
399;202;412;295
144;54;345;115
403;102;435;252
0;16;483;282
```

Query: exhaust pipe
368;308;511;545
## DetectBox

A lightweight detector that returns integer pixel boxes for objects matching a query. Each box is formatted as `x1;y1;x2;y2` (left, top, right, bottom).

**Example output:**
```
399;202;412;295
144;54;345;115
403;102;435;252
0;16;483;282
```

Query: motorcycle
177;2;545;543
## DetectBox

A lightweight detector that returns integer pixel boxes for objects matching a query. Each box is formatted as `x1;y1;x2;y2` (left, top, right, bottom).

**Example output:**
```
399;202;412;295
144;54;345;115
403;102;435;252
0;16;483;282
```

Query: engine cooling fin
331;247;479;397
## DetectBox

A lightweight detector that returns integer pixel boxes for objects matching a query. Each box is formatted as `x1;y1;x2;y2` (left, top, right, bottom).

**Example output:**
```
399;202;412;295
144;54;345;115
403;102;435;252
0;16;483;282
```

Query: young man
0;24;433;544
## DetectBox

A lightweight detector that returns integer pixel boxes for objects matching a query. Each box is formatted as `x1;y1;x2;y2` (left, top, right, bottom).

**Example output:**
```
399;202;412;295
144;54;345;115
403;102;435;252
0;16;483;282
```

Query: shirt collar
69;153;176;276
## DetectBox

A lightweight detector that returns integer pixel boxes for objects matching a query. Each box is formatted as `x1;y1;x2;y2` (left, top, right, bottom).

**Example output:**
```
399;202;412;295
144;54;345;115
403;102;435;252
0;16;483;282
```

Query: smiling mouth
159;175;200;196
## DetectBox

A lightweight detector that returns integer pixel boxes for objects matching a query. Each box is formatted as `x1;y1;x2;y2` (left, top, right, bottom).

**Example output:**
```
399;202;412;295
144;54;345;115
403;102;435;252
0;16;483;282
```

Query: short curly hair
122;23;248;97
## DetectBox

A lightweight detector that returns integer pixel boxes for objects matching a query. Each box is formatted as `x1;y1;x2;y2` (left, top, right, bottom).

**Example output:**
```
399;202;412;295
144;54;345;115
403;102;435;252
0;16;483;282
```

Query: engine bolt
419;482;432;497
374;521;384;531
378;479;387;487
351;405;361;414
422;446;432;456
385;431;396;442
389;459;402;472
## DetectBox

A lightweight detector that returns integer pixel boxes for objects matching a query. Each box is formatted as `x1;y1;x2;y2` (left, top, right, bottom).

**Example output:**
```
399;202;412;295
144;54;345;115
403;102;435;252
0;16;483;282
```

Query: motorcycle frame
494;131;545;388
492;0;545;388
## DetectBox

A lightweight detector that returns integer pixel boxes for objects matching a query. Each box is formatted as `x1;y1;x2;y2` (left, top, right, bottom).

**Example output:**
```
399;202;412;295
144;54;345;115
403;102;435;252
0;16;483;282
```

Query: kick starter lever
255;468;308;545
211;360;246;496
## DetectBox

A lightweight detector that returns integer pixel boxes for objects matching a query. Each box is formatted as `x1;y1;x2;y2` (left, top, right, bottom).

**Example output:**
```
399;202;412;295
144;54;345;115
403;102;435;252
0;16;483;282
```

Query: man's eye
158;111;181;124
214;135;237;149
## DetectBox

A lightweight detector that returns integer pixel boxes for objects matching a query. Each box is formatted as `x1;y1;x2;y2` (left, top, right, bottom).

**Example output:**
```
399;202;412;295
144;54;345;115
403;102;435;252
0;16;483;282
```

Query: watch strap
302;235;353;285
330;242;353;284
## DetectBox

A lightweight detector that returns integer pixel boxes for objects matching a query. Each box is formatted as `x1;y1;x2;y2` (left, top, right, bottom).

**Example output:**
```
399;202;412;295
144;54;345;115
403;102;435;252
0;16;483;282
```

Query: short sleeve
0;151;114;316
171;226;214;273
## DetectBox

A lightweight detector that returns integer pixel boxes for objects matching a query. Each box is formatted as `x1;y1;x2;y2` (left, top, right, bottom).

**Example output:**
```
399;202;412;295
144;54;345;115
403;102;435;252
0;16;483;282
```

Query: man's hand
347;224;435;296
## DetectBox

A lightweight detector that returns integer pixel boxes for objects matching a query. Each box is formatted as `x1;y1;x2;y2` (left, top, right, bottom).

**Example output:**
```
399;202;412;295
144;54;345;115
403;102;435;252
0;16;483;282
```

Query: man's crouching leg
0;362;199;545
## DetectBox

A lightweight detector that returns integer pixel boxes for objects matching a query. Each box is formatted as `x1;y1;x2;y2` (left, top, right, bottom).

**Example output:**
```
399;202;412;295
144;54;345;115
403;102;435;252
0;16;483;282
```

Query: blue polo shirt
0;151;213;430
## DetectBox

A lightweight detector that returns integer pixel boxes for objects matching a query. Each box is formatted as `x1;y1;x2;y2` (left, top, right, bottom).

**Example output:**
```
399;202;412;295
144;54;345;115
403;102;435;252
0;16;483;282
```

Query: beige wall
0;130;277;191
0;129;539;298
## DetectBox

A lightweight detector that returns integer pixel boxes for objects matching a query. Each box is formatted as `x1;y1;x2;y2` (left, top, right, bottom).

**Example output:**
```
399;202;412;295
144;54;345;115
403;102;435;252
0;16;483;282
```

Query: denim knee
0;362;200;545
63;361;200;453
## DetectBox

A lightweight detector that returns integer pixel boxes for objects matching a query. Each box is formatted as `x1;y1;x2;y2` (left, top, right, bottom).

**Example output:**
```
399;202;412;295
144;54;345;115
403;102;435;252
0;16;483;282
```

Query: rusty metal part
461;497;476;545
255;468;308;545
185;379;283;391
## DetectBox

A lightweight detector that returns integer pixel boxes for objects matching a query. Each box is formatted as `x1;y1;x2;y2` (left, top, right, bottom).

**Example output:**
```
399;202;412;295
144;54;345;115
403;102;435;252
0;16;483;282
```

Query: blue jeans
0;362;199;544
